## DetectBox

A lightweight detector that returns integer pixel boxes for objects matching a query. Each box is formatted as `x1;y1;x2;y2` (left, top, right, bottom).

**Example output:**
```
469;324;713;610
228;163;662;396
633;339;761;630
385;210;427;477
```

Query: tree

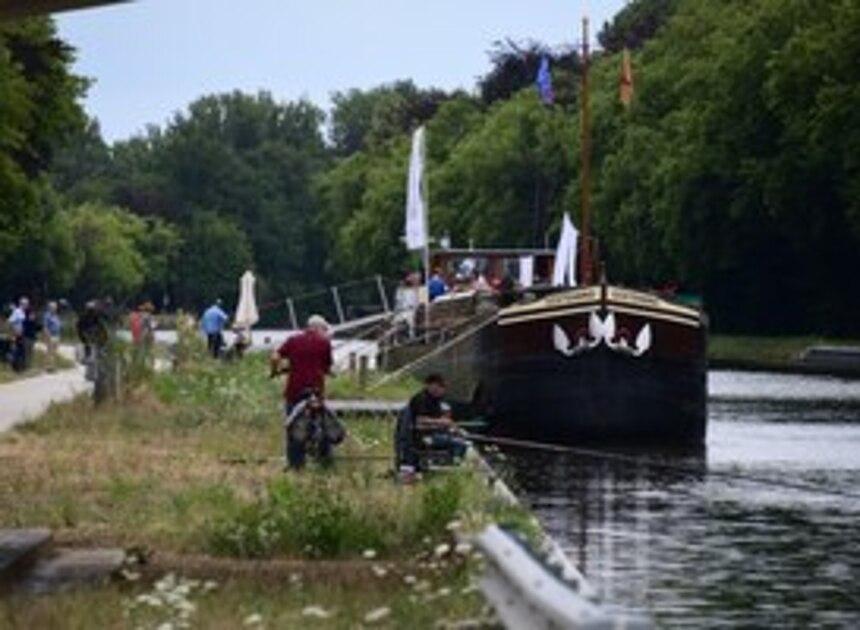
330;81;461;156
65;203;147;303
175;212;254;308
478;40;580;107
0;17;86;297
52;91;331;305
597;0;678;53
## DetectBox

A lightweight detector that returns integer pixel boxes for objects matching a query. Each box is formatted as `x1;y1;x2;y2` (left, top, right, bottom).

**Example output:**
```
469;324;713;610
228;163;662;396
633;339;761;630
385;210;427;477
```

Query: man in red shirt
271;315;335;468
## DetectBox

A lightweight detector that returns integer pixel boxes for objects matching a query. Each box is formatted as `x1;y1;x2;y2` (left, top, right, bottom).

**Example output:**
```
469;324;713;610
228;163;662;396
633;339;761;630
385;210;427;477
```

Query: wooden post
358;355;369;388
348;352;357;374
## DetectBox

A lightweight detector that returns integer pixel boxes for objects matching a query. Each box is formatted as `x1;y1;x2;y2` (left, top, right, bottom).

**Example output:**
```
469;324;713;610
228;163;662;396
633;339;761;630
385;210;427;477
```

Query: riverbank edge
708;335;860;378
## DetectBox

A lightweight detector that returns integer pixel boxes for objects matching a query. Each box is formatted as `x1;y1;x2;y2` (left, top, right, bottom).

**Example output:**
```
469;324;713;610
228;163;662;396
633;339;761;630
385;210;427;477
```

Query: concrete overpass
0;0;127;20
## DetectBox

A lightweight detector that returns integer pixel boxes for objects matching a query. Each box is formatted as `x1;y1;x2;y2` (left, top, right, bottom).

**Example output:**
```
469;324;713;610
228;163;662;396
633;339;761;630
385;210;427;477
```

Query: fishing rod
461;432;860;502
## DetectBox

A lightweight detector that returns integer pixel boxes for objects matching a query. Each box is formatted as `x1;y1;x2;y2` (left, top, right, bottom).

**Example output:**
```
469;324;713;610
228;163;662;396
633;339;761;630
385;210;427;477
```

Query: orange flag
620;48;634;107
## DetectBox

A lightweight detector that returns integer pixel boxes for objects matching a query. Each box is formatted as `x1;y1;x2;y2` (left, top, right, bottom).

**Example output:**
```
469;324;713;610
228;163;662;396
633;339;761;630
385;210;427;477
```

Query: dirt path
0;347;90;433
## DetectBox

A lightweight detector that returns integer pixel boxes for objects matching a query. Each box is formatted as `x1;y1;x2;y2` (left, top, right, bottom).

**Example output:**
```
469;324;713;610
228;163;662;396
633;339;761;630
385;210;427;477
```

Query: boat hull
474;286;708;446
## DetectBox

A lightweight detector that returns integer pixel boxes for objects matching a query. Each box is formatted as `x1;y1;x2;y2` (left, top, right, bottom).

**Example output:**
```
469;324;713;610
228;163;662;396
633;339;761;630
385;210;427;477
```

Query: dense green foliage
0;18;86;299
317;0;860;334
50;91;330;306
2;0;859;333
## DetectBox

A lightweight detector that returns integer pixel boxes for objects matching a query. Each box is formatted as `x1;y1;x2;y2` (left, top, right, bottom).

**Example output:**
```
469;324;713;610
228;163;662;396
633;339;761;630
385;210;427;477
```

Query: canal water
486;370;860;628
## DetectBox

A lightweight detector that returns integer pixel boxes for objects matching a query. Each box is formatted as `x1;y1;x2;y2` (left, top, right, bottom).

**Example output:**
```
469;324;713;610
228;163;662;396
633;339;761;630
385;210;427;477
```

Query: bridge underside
0;0;127;20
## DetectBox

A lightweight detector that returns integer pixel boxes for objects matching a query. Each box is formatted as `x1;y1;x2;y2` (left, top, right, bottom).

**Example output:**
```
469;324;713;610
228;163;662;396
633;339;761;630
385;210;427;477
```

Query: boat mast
579;16;594;286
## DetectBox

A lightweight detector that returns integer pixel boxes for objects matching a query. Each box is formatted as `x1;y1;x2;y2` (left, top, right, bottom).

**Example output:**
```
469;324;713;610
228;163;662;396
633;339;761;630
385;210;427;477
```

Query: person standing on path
77;301;113;403
21;306;41;370
42;301;62;372
200;299;229;359
7;297;27;372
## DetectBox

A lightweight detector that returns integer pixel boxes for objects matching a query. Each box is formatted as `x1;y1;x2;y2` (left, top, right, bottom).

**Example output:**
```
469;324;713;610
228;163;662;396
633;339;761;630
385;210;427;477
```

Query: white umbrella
234;270;259;329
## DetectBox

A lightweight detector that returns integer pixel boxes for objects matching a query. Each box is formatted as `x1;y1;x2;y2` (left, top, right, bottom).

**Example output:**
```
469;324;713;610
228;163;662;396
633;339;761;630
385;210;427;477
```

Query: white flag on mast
405;126;428;251
552;213;579;287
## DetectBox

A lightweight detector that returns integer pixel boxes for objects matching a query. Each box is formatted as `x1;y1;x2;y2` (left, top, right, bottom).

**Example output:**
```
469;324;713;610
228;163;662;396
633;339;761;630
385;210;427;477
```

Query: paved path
0;347;90;433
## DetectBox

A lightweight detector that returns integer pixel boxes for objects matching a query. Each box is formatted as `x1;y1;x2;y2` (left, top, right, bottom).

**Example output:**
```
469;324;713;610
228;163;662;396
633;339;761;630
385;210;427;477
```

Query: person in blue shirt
43;301;62;372
200;299;229;358
428;269;448;302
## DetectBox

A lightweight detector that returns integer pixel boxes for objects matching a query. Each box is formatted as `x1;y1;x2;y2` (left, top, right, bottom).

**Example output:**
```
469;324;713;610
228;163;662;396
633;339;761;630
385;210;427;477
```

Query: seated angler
396;374;469;476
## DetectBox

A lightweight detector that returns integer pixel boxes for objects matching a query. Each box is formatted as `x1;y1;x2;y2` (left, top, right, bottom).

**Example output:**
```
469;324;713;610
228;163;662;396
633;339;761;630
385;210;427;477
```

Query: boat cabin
429;248;556;290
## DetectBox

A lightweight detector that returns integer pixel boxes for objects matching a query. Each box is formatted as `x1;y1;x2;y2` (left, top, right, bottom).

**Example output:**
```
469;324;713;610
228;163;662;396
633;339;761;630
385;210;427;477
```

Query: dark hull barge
471;284;708;446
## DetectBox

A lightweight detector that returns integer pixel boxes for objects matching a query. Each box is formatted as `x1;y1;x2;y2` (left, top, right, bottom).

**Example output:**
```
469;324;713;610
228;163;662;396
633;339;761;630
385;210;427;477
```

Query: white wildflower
455;542;473;556
445;520;462;531
437;587;451;597
434;543;451;557
363;549;378;560
364;607;391;623
403;574;416;585
302;606;332;619
120;569;140;582
243;613;263;626
372;565;388;578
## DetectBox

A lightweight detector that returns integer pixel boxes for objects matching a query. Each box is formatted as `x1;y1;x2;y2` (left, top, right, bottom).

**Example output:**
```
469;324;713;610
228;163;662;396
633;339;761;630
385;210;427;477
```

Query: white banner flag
405;126;428;251
552;213;579;287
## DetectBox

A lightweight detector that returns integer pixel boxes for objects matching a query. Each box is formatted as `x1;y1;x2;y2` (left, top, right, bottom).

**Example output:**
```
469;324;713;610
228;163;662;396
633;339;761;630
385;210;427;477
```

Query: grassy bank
708;335;860;370
0;353;531;627
0;571;488;629
0;355;527;554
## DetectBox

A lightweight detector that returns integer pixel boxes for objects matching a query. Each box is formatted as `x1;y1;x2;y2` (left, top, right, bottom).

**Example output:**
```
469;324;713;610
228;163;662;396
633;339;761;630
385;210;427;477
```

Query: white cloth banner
552;213;579;287
234;270;259;329
405;126;428;250
519;255;534;288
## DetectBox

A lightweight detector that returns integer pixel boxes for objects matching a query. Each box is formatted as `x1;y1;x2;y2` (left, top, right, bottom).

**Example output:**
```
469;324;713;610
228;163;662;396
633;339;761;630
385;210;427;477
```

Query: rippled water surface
486;371;860;628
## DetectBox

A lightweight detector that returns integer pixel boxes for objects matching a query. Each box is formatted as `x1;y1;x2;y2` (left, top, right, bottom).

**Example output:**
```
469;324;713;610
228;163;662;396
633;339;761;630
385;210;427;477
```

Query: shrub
207;477;385;559
417;474;464;536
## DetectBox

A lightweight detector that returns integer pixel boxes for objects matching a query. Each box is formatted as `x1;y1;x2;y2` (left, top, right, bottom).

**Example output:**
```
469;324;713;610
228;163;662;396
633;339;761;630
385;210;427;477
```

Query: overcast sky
57;0;627;142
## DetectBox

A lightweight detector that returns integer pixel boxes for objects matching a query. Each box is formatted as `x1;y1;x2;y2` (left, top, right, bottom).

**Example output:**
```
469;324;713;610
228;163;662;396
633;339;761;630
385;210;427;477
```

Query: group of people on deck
427;267;517;304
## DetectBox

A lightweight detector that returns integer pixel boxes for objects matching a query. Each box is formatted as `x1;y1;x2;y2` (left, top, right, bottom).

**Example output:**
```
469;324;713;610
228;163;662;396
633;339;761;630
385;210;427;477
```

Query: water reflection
487;371;860;628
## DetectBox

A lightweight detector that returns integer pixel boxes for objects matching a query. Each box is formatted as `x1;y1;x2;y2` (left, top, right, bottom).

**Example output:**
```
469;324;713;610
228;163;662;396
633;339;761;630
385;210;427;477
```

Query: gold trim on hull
498;286;702;329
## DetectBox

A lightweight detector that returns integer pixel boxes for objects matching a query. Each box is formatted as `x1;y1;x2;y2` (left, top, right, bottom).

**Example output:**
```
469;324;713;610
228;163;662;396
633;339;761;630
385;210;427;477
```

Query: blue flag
536;56;555;105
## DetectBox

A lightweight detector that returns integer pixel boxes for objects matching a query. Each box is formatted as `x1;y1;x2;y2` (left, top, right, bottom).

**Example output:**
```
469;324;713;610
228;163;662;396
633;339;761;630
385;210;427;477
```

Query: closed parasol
234;270;259;329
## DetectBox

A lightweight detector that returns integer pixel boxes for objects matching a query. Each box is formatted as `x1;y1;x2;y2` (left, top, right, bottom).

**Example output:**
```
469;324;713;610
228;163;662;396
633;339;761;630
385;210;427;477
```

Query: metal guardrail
475;525;651;630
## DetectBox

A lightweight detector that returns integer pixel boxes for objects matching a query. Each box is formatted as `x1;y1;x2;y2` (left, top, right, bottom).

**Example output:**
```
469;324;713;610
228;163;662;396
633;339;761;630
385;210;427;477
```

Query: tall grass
2;350;533;560
207;472;468;559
